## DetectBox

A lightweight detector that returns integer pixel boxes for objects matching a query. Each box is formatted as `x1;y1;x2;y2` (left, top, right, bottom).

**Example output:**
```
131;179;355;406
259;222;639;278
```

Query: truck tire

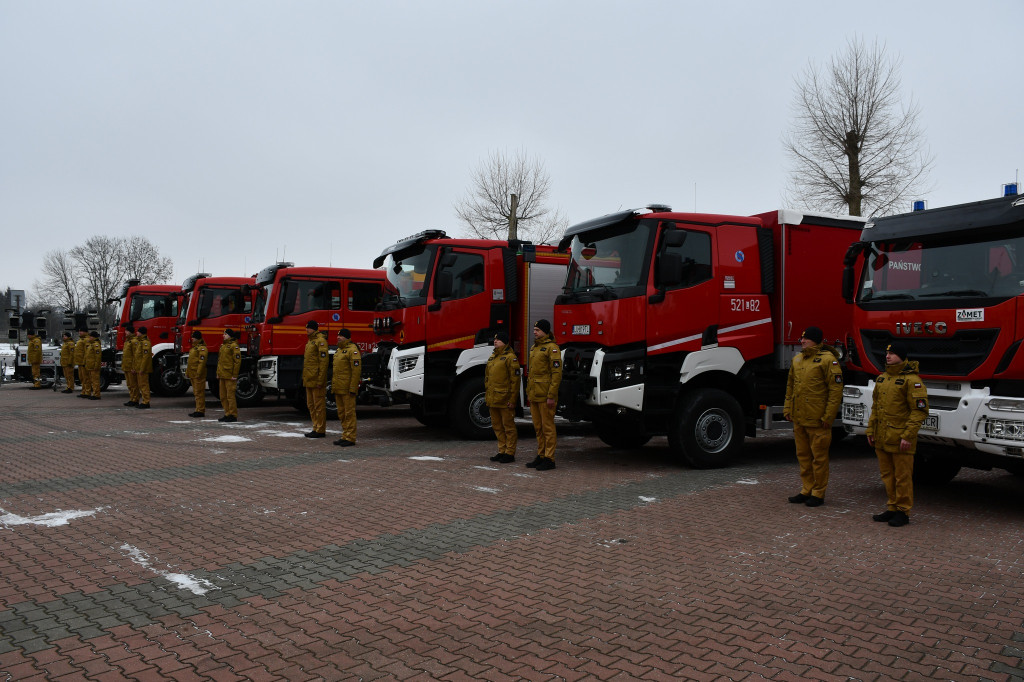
668;388;744;469
595;414;651;449
913;450;961;485
153;354;188;397
410;397;449;428
99;369;111;392
235;370;265;408
325;381;338;420
450;378;493;440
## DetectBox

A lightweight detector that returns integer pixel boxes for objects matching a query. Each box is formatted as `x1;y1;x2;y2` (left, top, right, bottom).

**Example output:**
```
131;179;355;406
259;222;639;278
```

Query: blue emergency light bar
1004;183;1019;197
912;200;927;211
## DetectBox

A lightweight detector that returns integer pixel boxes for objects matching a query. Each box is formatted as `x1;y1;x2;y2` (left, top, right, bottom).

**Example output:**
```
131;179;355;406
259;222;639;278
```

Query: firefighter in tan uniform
783;326;843;507
186;331;208;417
135;327;153;408
217;328;242;422
74;330;90;398
302;321;329;438
59;332;76;393
867;342;928;528
526;319;561;471
331;328;361;447
85;331;103;399
122;325;140;406
485;331;520;463
27;331;43;389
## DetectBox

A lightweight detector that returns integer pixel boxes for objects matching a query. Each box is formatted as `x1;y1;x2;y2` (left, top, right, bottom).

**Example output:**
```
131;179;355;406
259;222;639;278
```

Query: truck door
427;247;489;350
341;279;384;354
647;225;716;355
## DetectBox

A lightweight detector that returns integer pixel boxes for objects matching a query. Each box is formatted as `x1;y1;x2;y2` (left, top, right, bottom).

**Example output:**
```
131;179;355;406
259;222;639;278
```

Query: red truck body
174;273;263;406
109;280;187;396
554;205;864;467
369;231;569;438
248;263;385;409
840;191;1024;481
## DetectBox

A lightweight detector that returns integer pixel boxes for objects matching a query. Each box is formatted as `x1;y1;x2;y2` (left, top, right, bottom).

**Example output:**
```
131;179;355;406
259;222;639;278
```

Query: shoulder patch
552;360;561;368
834;375;843;383
514;368;521;376
916;399;927;409
914;383;922;388
353;360;359;366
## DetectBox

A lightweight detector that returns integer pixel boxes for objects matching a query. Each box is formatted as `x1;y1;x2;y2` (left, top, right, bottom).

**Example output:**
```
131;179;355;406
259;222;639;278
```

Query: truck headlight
982;418;1024;441
987;398;1024;413
842;386;863;399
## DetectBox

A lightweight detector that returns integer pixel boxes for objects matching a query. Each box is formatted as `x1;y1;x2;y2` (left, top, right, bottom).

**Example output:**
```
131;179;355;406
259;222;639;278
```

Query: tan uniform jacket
85;338;102;371
302;333;329;387
74;336;88;365
27;337;43;364
122;335;139;373
527;335;562;402
60;339;76;366
137;337;153;374
485;345;521;407
331;339;362;395
217;339;242;379
783;344;844;426
186;341;209;382
866;360;929;454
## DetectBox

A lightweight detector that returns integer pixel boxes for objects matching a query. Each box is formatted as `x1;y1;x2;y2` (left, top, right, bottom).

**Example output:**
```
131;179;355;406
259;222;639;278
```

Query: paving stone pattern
2;384;1024;680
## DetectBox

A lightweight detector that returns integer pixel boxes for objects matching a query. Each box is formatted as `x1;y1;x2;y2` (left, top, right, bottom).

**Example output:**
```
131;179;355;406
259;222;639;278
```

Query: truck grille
860;329;998;376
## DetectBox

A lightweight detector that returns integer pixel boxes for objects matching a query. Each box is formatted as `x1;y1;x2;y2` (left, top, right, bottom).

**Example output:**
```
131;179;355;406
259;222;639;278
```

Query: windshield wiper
919;289;988;298
864;293;915;301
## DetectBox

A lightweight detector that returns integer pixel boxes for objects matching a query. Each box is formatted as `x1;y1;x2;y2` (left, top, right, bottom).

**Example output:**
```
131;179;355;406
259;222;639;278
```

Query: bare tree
783;37;932;217
454;149;568;243
71;236;127;327
35;249;80;312
121;235;174;284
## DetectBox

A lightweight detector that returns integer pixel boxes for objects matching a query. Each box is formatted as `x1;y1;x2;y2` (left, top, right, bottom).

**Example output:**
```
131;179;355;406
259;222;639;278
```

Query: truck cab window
662;230;712;288
349;282;384;311
442;253;485;300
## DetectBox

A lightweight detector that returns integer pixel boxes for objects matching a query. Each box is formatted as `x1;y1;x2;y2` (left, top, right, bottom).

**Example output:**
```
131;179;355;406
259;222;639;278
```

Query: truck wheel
325;381;338;420
99;369;111;392
450;378;493;440
668;388;744;469
235;370;265;408
207;378;220;399
153;355;188;396
913;450;961;485
595;414;651;449
410;397;449;427
291;389;308;414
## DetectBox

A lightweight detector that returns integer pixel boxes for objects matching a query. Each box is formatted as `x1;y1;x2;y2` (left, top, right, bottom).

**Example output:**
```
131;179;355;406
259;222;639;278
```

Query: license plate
572;325;590;335
921;414;939;431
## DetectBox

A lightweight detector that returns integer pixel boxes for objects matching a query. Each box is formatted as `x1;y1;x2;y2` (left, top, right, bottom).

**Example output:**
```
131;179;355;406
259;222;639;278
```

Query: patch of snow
639;496;657;503
0;507;104;528
737;478;759;485
201;435;251;443
409;456;443;461
120;544;217;595
472;486;500;494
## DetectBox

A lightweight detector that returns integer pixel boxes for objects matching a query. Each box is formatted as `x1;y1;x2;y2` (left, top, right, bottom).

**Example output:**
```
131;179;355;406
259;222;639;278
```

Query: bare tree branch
454;148;569;244
35;249;80;311
783;36;933;217
121;235;175;284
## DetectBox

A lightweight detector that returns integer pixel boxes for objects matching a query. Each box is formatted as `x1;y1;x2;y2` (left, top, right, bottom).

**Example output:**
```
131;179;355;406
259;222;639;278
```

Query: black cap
886;341;909;360
534;319;551;335
494;331;510;345
125;324;135;333
63;331;72;338
337;328;351;339
306;320;318;330
89;331;99;338
191;331;203;340
224;328;236;339
799;326;823;344
138;326;147;334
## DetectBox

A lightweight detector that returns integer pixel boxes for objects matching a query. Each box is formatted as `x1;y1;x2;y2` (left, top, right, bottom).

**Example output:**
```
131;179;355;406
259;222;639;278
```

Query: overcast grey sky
2;1;1021;299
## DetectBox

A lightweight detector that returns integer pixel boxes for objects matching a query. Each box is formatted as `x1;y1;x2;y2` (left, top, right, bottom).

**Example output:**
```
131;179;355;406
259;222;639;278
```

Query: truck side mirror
655;252;683;288
841;266;855;303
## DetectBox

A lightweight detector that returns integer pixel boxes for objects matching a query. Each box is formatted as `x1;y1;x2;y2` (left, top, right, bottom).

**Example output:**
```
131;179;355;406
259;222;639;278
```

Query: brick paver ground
2;381;1024;681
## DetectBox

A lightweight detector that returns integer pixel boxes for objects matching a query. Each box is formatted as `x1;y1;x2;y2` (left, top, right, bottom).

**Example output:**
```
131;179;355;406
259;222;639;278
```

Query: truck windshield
252;285;271;323
565;220;656;296
381;246;436;308
177;293;191;326
129;294;178;321
858;231;1024;303
197;287;249;319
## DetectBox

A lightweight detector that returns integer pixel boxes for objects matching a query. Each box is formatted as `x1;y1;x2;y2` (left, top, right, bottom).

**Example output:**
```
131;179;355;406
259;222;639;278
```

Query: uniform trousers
138;373;151;404
489;406;517;455
30;364;41;386
530;400;557;460
876;448;914;513
78;366;92;396
62;365;75;388
220;379;238;417
793;423;831;498
89;369;101;397
336;392;357;442
306;386;326;434
125;371;139;403
192;378;206;413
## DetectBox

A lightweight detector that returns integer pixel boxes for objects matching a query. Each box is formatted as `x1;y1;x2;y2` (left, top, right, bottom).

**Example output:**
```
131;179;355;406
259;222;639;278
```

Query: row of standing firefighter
784;326;929;528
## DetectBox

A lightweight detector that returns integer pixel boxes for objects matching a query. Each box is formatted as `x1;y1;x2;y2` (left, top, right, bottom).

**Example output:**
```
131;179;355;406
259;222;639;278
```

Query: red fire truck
248;263;385;413
840;189;1024;482
108;280;187;396
369;231;570;439
174;272;263;406
554;205;865;468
